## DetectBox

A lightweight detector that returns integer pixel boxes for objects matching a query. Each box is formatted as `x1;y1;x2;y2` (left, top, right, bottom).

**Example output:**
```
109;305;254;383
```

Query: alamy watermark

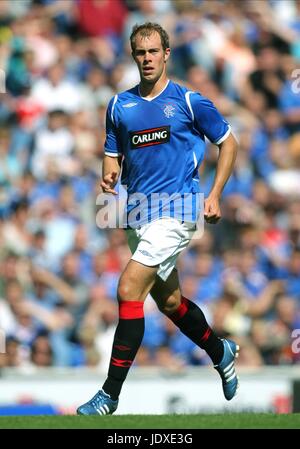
0;69;6;93
291;69;300;94
0;329;5;353
96;187;205;241
291;329;300;354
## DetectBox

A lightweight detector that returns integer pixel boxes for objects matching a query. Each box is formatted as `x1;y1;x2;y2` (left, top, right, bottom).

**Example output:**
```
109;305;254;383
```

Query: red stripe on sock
119;300;144;319
169;296;189;322
200;327;212;342
114;345;131;351
111;357;133;368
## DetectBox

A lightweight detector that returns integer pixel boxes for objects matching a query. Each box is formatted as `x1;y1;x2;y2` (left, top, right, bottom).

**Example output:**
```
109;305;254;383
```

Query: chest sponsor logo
130;126;170;149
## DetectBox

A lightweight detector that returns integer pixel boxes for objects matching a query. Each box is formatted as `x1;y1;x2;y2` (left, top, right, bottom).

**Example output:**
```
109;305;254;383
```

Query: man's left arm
204;133;238;224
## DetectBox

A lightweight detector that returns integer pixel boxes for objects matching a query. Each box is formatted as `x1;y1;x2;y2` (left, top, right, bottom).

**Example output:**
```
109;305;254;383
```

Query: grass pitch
0;413;299;429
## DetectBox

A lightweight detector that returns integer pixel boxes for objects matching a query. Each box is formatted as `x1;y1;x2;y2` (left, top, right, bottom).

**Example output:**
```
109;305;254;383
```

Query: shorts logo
130;126;170;149
138;249;152;257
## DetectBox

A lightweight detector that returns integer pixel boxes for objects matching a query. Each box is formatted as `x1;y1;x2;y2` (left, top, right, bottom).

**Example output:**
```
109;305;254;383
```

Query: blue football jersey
104;80;230;227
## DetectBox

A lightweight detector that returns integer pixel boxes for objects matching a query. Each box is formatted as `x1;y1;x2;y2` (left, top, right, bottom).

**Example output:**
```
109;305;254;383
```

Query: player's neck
139;76;169;99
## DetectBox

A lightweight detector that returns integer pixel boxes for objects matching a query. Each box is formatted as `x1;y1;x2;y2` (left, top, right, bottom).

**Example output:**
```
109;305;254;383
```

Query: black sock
167;296;224;365
102;301;144;400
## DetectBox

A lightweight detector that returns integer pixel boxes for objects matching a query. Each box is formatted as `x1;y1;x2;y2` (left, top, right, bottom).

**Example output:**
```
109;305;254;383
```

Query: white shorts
126;218;196;281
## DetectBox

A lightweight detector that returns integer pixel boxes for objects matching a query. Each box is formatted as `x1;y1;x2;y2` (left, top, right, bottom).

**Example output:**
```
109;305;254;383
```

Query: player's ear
131;49;138;62
164;48;171;62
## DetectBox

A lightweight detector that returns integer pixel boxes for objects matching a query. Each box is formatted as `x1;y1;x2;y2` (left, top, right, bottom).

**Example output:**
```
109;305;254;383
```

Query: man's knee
156;294;181;315
117;275;135;302
117;260;158;302
117;270;152;302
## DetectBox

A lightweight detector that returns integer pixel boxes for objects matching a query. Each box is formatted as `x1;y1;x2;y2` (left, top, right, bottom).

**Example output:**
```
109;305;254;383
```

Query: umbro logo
138;249;152;257
123;102;138;108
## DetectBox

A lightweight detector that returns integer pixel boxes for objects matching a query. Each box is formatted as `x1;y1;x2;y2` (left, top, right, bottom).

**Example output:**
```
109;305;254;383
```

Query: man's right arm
100;155;122;195
102;95;122;194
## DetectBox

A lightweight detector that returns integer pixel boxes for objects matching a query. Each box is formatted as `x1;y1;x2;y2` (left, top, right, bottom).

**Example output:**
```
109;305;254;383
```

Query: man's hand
204;133;238;223
204;194;221;224
100;171;118;195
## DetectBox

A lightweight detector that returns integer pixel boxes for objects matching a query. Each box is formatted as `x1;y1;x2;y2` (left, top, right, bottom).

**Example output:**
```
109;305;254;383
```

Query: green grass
0;414;299;429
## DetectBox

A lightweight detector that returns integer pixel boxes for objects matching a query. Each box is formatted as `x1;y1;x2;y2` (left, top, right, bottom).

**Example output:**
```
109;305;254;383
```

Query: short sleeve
104;96;122;157
189;93;231;144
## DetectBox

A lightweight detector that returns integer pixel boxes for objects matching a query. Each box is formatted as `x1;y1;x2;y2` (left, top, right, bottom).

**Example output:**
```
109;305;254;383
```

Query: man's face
132;31;170;84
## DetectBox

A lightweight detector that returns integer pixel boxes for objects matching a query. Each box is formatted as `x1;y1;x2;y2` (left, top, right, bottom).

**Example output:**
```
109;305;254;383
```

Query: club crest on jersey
130;126;170;149
163;104;175;118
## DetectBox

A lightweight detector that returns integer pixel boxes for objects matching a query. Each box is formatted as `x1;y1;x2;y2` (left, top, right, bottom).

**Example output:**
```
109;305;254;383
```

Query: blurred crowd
0;0;300;372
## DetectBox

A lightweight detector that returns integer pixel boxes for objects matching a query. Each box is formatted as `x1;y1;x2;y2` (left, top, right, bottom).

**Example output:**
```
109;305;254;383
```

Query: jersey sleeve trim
104;149;121;157
193;151;197;168
214;126;231;145
111;94;118;124
185;91;194;121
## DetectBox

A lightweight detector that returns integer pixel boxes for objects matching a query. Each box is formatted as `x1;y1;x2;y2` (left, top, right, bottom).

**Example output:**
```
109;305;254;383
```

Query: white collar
138;79;170;101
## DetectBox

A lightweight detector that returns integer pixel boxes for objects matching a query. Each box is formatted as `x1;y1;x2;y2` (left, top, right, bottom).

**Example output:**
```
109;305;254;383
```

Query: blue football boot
214;339;239;401
77;390;118;415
